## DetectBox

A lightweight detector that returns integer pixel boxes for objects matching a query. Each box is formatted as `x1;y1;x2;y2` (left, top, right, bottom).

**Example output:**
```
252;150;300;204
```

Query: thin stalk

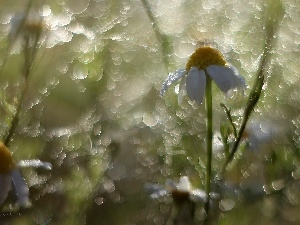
0;0;34;80
4;76;29;146
204;74;213;223
4;34;36;146
220;11;279;176
220;103;237;139
166;205;179;225
218;0;284;178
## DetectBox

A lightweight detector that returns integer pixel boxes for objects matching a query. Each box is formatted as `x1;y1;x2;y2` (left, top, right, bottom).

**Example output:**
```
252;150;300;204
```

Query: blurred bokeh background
0;0;299;224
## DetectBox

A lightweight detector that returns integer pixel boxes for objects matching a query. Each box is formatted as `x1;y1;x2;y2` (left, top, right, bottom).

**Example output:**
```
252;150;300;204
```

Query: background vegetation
0;0;299;224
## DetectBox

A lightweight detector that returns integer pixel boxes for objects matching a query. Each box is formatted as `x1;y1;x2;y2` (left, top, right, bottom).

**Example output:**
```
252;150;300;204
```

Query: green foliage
0;0;299;224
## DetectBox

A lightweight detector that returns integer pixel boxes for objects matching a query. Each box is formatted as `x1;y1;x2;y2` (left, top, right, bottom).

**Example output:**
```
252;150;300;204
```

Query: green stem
0;0;34;80
4;33;35;146
219;5;280;176
166;205;178;225
204;74;213;223
4;77;29;146
220;103;237;138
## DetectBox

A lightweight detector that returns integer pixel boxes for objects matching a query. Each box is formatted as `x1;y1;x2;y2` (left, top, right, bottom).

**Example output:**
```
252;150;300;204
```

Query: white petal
0;174;11;206
177;176;192;192
206;65;245;94
228;66;246;90
11;170;30;207
186;67;206;105
178;75;186;105
160;69;186;96
165;179;177;191
144;183;168;199
17;160;52;170
190;189;207;202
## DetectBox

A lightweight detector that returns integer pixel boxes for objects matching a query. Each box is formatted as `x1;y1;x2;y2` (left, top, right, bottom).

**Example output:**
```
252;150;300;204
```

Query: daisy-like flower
160;46;245;105
146;176;220;223
0;142;52;208
0;142;30;207
146;176;208;224
145;176;207;203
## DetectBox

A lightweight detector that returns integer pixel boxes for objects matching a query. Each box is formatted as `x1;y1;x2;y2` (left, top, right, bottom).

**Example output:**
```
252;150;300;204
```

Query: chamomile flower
0;142;30;207
145;176;207;203
0;142;52;208
160;46;245;105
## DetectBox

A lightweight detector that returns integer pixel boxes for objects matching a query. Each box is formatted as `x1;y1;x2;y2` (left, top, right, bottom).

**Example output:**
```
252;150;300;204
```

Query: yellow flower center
0;142;15;174
185;46;226;71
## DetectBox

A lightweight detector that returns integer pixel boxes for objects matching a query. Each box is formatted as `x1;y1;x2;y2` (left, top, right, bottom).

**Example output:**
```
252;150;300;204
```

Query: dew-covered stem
220;103;237;139
220;1;282;175
0;0;33;80
4;79;29;146
4;23;40;146
204;74;213;223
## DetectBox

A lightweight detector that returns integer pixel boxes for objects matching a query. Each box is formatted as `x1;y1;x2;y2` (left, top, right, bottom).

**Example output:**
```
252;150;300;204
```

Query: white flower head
176;176;192;192
161;46;246;105
146;176;207;203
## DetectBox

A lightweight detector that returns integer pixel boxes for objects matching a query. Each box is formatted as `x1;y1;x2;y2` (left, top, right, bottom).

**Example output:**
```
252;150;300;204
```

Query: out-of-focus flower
146;176;207;204
242;121;275;150
146;177;220;223
0;142;52;208
214;120;276;153
0;142;30;207
9;12;45;43
160;46;245;105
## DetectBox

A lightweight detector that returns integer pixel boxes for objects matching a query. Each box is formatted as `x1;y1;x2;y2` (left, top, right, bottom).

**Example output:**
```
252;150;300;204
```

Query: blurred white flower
0;142;51;208
242;121;276;150
161;46;245;105
9;12;45;44
0;142;30;207
145;176;207;203
213;120;277;153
